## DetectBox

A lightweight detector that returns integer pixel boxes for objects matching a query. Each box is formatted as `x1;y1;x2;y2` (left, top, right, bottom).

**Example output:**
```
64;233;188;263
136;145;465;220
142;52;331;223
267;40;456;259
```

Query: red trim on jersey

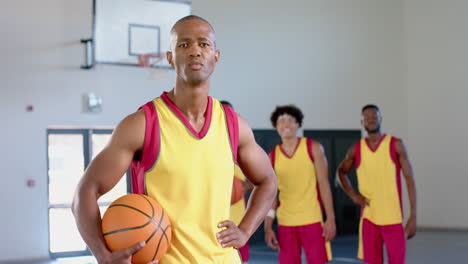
309;138;324;217
269;147;276;168
389;137;399;165
390;136;403;215
161;92;213;139
355;141;361;169
279;137;301;159
365;134;387;152
222;104;239;163
306;138;315;162
131;164;145;195
131;101;160;194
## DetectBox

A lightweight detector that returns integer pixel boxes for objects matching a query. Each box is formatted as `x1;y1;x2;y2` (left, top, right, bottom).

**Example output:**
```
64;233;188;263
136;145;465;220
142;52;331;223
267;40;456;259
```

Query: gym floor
2;230;466;264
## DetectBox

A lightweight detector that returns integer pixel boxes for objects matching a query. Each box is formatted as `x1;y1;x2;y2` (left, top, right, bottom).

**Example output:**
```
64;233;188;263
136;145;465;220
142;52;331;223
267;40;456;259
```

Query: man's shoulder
389;135;402;142
108;109;146;152
352;139;362;148
120;109;146;131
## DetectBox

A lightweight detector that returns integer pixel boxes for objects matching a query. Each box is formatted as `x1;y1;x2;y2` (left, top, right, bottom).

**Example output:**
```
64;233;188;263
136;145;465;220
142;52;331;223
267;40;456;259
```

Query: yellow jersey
270;137;323;226
356;134;403;225
131;92;241;263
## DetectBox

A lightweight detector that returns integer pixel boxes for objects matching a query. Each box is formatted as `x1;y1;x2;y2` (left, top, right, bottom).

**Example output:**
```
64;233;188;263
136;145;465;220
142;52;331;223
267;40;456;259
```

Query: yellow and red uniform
131;92;241;264
270;137;332;263
355;134;405;264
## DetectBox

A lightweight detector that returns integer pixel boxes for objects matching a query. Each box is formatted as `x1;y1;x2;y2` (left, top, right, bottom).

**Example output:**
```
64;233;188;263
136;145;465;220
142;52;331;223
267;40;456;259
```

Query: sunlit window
47;129;129;258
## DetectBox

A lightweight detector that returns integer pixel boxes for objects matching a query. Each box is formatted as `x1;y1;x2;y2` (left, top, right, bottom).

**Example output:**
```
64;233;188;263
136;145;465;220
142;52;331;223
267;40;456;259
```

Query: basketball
101;194;171;263
231;177;244;205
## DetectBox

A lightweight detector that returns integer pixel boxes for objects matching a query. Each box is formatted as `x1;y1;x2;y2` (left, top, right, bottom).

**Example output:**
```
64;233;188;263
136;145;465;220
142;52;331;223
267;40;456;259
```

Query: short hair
170;15;215;34
361;104;380;113
220;100;233;108
270;105;304;127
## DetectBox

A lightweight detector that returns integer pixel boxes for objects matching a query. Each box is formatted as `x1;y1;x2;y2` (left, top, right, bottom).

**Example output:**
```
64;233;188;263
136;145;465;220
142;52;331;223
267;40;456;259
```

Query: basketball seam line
139;195;171;261
103;195;155;236
102;204;154;236
150;210;171;260
103;195;170;261
152;225;171;261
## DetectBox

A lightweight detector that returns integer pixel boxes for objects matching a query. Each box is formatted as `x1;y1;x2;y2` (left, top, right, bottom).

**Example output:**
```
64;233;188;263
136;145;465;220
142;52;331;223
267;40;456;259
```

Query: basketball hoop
138;52;168;80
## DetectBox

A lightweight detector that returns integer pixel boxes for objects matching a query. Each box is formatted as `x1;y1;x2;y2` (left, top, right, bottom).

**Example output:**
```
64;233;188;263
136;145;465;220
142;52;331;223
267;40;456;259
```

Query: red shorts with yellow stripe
359;218;406;264
278;222;332;264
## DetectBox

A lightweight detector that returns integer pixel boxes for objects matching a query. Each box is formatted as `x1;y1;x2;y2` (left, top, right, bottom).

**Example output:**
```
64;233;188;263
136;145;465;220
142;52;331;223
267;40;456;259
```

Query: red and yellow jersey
270;137;323;226
355;134;403;225
130;92;241;264
229;165;246;225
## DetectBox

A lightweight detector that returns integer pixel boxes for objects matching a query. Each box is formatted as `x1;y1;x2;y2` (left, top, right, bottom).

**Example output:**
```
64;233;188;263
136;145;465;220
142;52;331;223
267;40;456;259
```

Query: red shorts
359;218;406;264
277;222;332;264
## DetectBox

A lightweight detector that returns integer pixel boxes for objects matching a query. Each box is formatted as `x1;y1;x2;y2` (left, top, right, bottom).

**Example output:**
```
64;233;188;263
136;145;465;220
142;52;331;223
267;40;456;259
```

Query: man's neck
281;136;298;149
367;131;384;143
170;80;210;118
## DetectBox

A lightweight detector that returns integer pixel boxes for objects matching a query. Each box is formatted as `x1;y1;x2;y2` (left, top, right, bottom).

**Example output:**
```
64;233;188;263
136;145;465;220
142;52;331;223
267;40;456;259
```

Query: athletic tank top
355;134;403;225
130;92;241;263
270;137;323;226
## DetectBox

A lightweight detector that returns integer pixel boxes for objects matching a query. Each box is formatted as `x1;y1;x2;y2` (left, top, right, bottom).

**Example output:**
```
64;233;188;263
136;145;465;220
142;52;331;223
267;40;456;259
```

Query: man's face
167;19;220;84
276;114;299;139
361;108;382;133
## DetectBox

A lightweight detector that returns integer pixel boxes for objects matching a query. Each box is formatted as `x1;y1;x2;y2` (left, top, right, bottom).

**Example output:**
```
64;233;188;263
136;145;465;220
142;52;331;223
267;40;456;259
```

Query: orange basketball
231;177;244;205
101;194;171;263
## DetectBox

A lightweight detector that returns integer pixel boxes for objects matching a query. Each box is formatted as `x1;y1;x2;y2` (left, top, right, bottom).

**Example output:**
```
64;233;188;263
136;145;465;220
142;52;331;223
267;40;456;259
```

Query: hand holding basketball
98;241;159;264
101;194;171;264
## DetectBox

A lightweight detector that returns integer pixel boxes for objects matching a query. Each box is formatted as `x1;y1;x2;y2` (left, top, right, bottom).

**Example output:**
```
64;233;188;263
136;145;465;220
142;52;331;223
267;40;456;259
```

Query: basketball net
138;52;169;81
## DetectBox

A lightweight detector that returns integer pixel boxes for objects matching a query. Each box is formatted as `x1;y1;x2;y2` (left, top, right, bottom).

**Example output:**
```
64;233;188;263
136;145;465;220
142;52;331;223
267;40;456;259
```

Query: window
47;129;129;258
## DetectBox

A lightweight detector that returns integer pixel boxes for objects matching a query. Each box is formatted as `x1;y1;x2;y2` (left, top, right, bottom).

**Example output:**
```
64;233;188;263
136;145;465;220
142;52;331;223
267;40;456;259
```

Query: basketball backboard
90;0;191;68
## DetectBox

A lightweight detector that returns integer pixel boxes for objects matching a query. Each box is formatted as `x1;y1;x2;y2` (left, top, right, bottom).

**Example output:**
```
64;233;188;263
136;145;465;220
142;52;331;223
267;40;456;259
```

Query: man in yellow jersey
337;104;417;264
221;100;254;264
264;105;336;264
72;15;277;264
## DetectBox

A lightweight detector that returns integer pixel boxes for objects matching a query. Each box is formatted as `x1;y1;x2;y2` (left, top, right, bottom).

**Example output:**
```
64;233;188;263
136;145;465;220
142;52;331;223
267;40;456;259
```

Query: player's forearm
72;190;110;262
405;175;417;218
318;182;335;221
263;196;277;231
401;159;417;217
264;216;274;231
238;176;277;238
337;171;358;198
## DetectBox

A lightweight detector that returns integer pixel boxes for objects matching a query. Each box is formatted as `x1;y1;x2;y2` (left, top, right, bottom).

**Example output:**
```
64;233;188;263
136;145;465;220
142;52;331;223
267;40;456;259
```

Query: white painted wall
201;0;407;134
1;0;409;261
1;0;174;261
405;0;468;228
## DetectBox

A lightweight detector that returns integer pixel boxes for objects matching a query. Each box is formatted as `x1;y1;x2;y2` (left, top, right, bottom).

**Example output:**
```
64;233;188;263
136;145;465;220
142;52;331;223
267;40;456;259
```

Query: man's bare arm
337;145;368;207
264;190;279;250
71;110;153;264
395;139;417;239
237;115;278;236
313;142;336;241
217;115;277;248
